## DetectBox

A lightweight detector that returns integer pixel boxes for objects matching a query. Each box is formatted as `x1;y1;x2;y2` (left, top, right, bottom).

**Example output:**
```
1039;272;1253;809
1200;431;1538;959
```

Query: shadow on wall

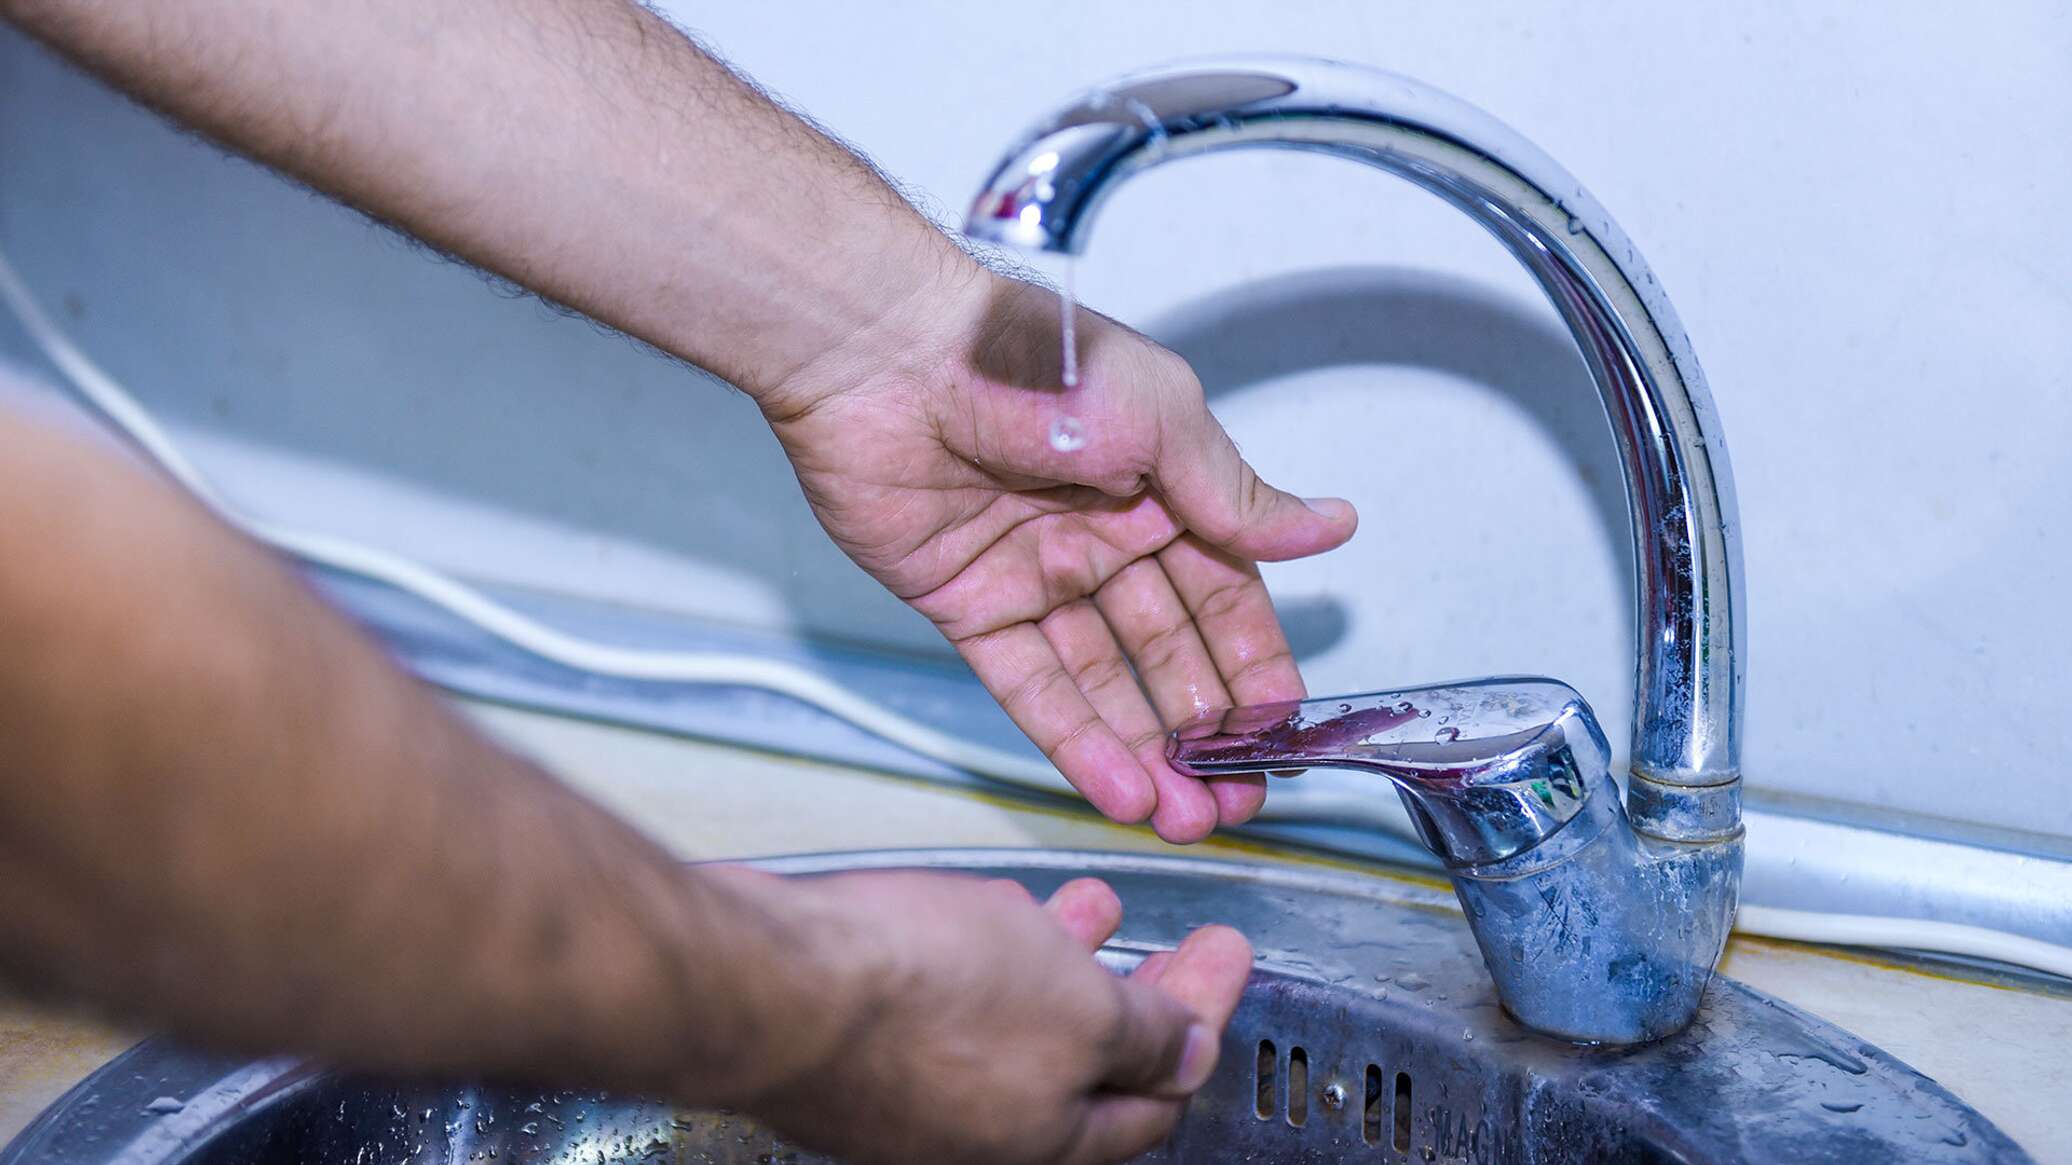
1149;264;1638;642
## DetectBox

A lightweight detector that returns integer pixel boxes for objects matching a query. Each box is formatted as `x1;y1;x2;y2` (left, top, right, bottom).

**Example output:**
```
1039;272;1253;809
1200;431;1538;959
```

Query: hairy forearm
0;413;862;1103
3;0;982;403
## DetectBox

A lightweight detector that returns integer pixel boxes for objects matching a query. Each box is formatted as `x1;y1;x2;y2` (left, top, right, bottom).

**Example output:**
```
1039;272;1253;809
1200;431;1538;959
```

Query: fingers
1157;536;1314;823
1094;560;1227;725
1095;925;1252;1100
1149;380;1357;564
1043;877;1123;951
1039;597;1218;844
955;624;1157;823
1129;951;1173;985
1097;556;1273;832
910;494;1181;640
1066;1095;1185;1165
1092;977;1201;1098
1156;538;1306;706
1104;925;1254;1110
1147;925;1253;1043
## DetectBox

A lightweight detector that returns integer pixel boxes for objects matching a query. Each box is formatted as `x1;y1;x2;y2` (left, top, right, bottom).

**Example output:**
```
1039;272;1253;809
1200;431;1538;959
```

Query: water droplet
1398;972;1431;992
1566;214;1585;235
1417;708;1431;717
144;1097;185;1116
1048;416;1086;453
1462;1028;1474;1041
1436;726;1462;743
1337;702;1353;714
1821;1101;1863;1114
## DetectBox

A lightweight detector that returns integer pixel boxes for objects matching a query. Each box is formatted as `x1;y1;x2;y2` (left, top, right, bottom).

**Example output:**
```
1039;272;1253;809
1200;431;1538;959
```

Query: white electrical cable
4;248;2070;982
0;248;1395;826
1735;905;2072;981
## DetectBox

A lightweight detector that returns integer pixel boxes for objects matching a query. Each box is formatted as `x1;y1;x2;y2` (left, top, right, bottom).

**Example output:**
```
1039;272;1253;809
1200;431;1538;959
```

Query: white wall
2;4;2067;839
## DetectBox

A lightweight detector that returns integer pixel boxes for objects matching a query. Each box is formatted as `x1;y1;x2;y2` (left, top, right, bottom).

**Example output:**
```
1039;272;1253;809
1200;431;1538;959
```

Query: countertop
5;703;2069;1159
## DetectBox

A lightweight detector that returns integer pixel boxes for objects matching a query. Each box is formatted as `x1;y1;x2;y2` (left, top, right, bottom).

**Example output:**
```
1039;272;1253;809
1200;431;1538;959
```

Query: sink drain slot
1254;1039;1276;1120
1251;1034;1414;1155
1287;1045;1310;1127
1364;1063;1384;1146
1394;1070;1414;1153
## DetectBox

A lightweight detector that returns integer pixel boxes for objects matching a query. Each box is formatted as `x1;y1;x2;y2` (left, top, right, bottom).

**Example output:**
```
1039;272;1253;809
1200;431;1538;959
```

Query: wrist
752;246;1000;424
667;867;893;1109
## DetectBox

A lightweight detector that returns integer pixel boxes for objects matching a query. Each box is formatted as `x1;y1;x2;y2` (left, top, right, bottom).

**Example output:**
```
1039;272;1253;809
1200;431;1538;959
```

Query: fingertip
985;878;1038;906
1157;925;1255;1030
1054;875;1121;910
1151;797;1219;845
1301;496;1358;527
1207;773;1267;826
1108;779;1159;825
1186;923;1255;965
1283;496;1358;557
1075;756;1158;825
1049;876;1122;922
1144;755;1220;844
1046;877;1124;950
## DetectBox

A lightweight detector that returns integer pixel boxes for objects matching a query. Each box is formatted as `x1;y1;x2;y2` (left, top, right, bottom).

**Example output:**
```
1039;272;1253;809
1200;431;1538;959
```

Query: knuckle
1070;652;1136;698
1225;644;1297;690
1121;723;1168;754
1191;577;1256;624
1132;618;1197;674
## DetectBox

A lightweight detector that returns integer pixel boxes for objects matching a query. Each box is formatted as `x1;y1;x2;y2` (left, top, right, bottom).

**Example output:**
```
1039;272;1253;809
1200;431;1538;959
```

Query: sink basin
1;849;2032;1164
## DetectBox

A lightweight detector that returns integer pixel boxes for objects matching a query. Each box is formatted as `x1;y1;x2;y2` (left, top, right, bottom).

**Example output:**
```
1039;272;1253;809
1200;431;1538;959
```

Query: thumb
1153;389;1356;562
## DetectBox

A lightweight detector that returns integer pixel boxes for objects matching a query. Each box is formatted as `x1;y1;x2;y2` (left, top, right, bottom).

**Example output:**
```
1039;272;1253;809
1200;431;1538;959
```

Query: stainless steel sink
1;850;2032;1164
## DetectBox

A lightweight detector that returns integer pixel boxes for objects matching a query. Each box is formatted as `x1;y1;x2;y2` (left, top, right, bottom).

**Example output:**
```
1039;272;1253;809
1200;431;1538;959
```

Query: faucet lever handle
1168;677;1614;867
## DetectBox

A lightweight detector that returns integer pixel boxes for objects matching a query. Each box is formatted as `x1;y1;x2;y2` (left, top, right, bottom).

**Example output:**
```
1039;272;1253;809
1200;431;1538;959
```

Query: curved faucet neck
964;56;1744;841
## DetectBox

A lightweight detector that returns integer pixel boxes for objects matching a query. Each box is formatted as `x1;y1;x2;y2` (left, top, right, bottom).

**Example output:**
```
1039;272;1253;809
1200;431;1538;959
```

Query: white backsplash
1;4;2066;838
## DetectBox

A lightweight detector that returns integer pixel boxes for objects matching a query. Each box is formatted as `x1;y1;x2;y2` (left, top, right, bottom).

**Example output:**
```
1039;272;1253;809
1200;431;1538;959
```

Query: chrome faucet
962;56;1745;1045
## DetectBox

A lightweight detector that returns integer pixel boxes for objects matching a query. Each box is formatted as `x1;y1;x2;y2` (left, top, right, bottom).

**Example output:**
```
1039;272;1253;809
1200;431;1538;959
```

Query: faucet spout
964;56;1747;1044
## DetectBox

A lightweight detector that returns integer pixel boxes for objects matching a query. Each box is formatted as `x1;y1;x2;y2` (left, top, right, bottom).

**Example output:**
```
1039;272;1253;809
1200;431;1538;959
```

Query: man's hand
743;872;1251;1165
767;274;1359;843
5;0;1357;843
0;406;1249;1164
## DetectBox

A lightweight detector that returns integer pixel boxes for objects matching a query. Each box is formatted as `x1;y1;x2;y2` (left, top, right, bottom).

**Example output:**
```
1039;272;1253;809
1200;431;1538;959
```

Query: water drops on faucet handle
1168;677;1592;774
1168;677;1616;868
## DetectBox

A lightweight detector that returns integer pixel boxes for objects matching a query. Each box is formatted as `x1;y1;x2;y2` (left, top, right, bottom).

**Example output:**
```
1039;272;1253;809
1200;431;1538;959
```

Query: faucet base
1452;794;1744;1044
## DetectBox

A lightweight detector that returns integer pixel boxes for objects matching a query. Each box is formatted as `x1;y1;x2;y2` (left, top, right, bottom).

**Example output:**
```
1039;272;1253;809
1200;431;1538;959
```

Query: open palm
766;280;1357;843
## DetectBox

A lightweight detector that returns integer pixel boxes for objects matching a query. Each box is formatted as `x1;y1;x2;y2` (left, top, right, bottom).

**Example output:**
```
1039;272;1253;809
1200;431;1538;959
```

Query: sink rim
2;848;2035;1165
